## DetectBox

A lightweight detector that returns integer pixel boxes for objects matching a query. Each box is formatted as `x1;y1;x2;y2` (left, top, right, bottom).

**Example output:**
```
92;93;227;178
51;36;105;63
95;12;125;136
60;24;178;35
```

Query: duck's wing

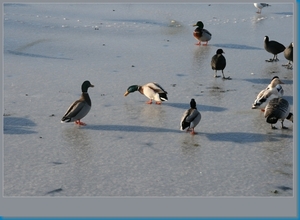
260;3;270;7
180;109;192;130
61;99;86;122
202;29;212;36
147;82;168;94
186;109;201;124
275;84;284;97
253;89;276;108
264;98;285;124
252;87;268;105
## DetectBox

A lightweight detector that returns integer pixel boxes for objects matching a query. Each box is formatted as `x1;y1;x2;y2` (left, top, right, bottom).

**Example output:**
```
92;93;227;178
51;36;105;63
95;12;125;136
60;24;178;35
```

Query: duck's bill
90;84;94;87
124;91;129;96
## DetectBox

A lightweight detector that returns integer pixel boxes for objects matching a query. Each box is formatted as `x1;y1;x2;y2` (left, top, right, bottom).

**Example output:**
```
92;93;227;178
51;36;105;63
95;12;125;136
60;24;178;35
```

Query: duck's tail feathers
61;117;72;123
159;93;168;101
180;121;190;130
287;113;293;122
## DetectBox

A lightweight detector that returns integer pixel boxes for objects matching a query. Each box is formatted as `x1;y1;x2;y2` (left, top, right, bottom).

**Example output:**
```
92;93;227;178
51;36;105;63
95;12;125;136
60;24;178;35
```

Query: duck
211;49;230;79
264;97;293;129
193;21;212;46
264;36;286;62
282;42;293;69
180;99;201;135
124;82;168;104
252;76;284;111
61;80;94;126
254;3;270;14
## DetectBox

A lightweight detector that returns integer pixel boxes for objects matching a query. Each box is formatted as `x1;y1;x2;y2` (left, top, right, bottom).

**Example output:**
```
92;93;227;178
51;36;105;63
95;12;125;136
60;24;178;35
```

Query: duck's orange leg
75;120;86;126
190;128;197;135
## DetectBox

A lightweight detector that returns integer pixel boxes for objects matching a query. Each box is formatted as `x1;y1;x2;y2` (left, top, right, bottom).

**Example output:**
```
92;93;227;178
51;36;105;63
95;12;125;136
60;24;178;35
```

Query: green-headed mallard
252;76;284;111
193;21;212;46
180;99;201;135
264;97;293;129
211;49;230;79
254;3;270;14
124;82;168;104
61;80;94;126
264;36;285;62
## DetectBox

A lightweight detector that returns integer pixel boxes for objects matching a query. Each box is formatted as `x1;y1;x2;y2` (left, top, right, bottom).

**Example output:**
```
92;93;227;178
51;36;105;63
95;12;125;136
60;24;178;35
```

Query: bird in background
211;49;230;79
264;36;285;62
180;99;202;135
254;3;270;14
264;97;293;129
124;82;168;105
193;21;212;46
282;42;293;69
61;80;94;126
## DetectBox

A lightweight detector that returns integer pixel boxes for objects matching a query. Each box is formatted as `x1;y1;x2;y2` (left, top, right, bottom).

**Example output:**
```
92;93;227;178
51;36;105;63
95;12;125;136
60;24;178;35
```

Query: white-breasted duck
264;97;293;129
193;21;212;46
61;80;94;126
124;82;168;105
180;99;202;135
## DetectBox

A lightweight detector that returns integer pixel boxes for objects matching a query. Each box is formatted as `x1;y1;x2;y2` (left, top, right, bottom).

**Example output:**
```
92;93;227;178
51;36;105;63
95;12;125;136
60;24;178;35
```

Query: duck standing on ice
193;21;212;46
282;42;293;69
264;97;293;129
124;82;168;105
180;99;202;135
61;80;94;126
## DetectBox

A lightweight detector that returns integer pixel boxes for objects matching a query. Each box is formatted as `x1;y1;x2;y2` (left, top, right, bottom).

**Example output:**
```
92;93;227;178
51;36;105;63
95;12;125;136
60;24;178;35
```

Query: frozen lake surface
3;3;294;197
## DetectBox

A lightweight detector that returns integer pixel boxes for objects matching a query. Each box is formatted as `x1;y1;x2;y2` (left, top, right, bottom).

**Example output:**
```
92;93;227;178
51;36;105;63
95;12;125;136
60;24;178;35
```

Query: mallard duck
264;36;285;62
264;97;293;129
124;82;168;104
254;3;270;14
282;42;293;69
180;99;201;135
252;77;284;111
211;49;230;79
61;80;94;126
193;21;212;46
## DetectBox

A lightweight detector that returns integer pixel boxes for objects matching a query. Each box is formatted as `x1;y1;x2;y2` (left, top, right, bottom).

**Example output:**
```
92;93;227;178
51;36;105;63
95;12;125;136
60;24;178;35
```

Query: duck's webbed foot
190;128;197;135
